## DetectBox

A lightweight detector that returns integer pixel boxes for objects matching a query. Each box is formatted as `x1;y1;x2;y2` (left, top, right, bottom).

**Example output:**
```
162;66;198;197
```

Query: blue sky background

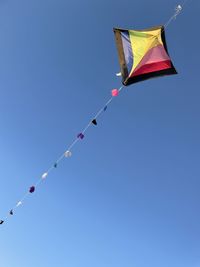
0;0;199;266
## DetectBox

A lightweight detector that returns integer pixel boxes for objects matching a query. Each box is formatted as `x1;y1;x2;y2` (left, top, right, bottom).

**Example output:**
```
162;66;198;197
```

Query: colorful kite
113;26;177;86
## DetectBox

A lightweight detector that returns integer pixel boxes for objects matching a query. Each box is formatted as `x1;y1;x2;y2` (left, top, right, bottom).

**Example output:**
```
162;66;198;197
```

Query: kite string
164;5;182;28
2;0;193;223
164;0;192;29
5;85;124;221
182;0;192;7
3;0;192;223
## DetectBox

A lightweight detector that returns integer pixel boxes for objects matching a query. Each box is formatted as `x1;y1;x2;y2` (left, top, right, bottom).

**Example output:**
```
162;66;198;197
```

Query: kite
0;3;187;224
113;25;177;86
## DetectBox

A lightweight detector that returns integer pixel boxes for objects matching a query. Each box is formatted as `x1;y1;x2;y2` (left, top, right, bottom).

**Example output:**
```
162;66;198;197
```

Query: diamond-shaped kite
113;26;177;86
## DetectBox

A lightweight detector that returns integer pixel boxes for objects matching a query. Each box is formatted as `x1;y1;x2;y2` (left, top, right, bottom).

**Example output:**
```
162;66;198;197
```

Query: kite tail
0;86;124;225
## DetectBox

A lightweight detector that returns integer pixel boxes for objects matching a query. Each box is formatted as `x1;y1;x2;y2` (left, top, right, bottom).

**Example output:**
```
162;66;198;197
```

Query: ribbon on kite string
0;86;124;224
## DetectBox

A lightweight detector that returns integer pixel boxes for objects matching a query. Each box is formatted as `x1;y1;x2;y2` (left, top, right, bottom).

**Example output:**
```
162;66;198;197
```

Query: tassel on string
64;150;72;157
42;172;48;179
92;119;97;125
174;5;182;19
29;186;35;193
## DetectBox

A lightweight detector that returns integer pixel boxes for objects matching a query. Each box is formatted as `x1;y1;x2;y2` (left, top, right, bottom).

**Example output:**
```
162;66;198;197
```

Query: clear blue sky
0;0;199;266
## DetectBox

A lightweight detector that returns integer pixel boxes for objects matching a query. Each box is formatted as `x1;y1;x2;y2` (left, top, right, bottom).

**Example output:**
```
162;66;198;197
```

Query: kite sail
113;26;177;86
